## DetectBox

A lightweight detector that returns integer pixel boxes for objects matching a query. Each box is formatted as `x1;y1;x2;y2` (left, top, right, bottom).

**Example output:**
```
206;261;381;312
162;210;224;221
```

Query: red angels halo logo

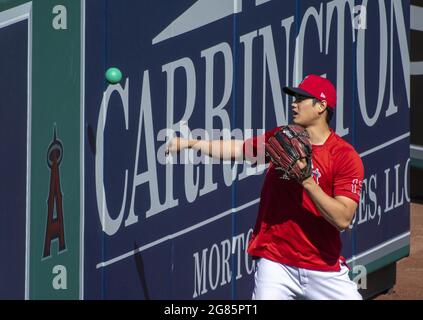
43;127;66;258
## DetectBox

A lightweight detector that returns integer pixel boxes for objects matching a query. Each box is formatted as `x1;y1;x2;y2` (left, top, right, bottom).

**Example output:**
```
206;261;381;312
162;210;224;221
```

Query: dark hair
313;98;333;124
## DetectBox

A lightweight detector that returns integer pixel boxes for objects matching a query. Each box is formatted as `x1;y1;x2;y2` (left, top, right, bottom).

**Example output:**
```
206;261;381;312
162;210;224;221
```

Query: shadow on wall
134;242;151;300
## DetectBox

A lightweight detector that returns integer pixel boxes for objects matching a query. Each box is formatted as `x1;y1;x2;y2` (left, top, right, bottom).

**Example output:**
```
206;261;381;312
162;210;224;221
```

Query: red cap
283;74;337;109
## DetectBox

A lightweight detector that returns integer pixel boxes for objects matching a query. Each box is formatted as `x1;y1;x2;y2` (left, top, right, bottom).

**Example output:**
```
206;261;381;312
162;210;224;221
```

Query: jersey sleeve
242;127;279;164
333;147;364;203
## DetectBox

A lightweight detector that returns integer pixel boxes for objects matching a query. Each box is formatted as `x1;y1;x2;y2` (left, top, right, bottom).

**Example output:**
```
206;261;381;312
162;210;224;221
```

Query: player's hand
296;158;315;186
165;137;189;156
296;158;307;170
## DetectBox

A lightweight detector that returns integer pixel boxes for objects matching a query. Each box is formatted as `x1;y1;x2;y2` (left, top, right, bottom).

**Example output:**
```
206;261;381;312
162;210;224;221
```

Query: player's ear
318;100;328;114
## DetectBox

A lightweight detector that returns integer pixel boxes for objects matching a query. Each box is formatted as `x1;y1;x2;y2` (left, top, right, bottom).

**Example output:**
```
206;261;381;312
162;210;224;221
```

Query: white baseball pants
252;257;362;300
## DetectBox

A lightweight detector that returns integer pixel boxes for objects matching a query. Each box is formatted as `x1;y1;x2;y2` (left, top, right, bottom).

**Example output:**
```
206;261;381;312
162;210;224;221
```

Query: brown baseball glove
265;125;312;183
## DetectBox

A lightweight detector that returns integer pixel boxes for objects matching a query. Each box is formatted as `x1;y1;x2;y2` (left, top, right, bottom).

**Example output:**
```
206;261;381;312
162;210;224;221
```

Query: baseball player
166;74;364;300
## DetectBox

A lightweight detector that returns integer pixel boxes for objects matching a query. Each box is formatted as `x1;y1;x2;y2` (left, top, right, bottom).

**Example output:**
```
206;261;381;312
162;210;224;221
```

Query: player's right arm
166;127;279;164
166;137;245;161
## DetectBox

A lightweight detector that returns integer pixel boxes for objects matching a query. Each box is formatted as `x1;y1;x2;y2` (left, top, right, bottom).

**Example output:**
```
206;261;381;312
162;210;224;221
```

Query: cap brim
282;86;315;98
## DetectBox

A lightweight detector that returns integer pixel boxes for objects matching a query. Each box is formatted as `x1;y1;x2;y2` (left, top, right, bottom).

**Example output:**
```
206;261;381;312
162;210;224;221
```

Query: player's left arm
301;177;357;231
299;148;363;231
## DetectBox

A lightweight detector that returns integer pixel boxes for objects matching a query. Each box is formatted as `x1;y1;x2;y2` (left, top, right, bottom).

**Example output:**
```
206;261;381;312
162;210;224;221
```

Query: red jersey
244;127;364;271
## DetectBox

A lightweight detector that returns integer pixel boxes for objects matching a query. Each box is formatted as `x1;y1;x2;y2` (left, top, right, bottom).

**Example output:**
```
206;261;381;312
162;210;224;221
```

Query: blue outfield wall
83;0;410;299
0;14;28;300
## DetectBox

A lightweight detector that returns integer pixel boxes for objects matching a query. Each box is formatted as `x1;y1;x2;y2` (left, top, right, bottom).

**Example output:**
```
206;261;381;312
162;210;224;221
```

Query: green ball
105;67;122;84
